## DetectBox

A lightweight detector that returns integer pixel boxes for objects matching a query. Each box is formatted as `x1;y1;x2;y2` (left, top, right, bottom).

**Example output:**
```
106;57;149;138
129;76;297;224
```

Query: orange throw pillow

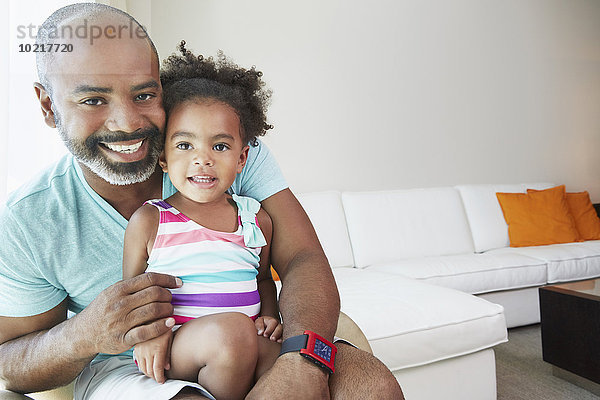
565;192;600;240
270;266;280;281
527;189;600;241
496;185;580;247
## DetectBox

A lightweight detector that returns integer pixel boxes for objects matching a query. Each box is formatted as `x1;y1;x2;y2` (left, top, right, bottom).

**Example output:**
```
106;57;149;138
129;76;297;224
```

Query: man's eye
176;143;192;150
135;94;154;101
82;98;105;106
213;143;228;151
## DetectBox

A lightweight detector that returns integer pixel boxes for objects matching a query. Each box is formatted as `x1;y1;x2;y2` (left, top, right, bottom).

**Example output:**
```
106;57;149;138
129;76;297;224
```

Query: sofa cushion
296;191;355;268
342;188;475;268
456;183;555;253
333;268;507;370
488;240;600;283
367;252;547;294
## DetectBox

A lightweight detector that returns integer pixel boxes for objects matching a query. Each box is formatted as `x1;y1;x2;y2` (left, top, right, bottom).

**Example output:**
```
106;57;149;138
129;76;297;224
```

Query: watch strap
280;333;309;355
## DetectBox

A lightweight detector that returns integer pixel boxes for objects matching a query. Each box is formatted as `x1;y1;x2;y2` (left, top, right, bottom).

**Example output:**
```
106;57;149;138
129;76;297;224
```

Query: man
0;3;403;399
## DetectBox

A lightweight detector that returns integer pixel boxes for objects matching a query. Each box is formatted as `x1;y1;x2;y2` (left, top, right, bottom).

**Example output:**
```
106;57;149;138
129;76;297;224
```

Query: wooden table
539;278;600;395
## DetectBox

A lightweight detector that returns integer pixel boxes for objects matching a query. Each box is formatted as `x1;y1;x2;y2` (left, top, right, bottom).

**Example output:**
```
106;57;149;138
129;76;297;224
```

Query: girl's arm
123;204;174;384
123;204;159;279
255;208;278;320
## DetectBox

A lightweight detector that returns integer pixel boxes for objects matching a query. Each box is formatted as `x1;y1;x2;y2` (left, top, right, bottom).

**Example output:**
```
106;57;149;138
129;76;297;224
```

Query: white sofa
296;183;600;400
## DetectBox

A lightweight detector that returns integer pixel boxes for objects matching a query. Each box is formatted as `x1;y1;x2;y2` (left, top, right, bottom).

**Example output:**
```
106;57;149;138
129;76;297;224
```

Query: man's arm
0;273;181;393
261;189;340;339
249;188;340;398
0;299;89;392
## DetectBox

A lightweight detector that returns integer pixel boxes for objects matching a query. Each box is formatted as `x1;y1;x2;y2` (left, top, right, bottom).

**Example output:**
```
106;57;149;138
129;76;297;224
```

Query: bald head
35;2;158;97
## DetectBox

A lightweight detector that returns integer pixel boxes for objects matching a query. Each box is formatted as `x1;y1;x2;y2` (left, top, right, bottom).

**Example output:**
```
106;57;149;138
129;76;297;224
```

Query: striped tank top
144;194;267;326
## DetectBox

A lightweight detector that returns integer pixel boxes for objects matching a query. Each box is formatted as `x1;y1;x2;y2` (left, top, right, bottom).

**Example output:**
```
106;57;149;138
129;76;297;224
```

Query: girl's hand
133;329;173;384
254;316;283;342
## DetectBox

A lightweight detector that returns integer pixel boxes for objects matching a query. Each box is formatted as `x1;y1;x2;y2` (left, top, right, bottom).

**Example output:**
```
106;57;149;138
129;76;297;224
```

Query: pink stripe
174;314;258;325
173;315;195;325
161;211;188;223
156;228;245;249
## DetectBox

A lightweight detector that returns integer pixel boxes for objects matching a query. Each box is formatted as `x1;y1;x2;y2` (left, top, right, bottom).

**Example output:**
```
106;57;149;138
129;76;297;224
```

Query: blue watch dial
314;338;332;362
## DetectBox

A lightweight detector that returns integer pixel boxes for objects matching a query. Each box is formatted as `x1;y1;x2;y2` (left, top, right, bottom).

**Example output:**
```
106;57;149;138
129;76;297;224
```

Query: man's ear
158;150;168;173
33;83;56;128
237;145;250;173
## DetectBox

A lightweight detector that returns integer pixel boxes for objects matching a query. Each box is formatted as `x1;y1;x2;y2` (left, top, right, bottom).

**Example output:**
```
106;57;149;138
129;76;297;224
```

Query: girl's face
160;101;248;204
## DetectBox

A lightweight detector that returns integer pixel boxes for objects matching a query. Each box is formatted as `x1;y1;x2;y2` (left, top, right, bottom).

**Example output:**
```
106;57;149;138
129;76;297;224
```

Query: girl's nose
193;151;213;166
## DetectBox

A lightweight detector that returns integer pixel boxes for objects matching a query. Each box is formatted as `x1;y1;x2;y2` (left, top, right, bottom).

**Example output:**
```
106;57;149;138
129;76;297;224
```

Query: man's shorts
74;356;215;400
74;339;355;400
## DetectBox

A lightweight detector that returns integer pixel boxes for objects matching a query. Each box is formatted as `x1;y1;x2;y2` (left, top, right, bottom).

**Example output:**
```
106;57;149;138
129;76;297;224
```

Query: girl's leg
255;336;281;381
167;312;258;400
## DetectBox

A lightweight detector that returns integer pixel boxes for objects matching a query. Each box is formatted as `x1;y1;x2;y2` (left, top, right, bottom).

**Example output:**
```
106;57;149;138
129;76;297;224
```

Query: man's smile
98;138;149;163
100;139;144;154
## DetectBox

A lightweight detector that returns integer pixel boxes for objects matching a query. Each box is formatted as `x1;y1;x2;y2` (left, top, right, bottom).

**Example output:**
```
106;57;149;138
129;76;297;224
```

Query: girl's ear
158;150;168;172
237;145;250;173
34;82;56;128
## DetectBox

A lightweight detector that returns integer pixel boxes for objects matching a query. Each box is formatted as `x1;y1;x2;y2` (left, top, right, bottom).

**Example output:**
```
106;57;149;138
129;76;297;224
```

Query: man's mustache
85;126;162;148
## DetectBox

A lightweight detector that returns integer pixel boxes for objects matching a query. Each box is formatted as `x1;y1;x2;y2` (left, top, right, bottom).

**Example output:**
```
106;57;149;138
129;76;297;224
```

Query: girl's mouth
189;175;217;183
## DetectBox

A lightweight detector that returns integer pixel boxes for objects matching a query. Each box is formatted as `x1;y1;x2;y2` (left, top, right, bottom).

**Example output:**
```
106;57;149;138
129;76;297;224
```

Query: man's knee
330;343;404;400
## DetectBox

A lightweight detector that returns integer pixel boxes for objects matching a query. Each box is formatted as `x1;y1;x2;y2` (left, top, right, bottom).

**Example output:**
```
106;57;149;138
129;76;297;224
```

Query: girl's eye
213;143;228;152
176;143;192;150
82;98;105;106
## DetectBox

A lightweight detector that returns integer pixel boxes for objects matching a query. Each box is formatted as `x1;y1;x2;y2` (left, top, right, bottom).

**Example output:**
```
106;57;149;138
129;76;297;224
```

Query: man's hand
246;353;330;399
133;330;173;384
76;272;181;356
254;316;283;343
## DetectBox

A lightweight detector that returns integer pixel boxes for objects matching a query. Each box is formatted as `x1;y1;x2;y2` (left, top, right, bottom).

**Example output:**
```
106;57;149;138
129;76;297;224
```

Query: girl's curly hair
160;41;273;146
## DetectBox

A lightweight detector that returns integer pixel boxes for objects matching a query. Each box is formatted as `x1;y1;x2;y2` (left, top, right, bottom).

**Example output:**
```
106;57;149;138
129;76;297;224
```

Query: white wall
140;0;600;199
0;3;9;201
4;1;599;202
4;0;80;201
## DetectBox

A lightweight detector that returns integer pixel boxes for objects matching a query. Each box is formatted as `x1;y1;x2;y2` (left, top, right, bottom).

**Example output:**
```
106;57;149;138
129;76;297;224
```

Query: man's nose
105;101;144;133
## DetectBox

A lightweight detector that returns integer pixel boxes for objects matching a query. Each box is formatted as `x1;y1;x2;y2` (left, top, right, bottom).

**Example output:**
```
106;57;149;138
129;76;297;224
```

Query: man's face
46;25;166;186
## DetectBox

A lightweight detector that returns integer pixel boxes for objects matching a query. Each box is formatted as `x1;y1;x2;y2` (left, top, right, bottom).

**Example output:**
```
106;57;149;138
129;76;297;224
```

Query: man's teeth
190;176;216;183
103;140;143;154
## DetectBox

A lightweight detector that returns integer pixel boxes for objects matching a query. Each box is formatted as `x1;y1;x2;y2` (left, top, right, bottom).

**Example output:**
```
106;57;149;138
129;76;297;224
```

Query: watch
279;330;337;374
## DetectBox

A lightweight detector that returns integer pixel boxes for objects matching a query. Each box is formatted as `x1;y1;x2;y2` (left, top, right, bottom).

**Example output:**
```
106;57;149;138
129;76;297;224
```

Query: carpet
495;324;600;400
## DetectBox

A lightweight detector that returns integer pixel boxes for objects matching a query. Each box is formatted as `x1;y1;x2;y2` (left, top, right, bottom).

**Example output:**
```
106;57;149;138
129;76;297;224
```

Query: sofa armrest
0;391;32;400
335;311;373;354
0;382;74;400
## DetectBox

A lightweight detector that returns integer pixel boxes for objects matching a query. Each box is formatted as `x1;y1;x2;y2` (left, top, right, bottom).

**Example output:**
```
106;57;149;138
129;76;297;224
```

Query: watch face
313;338;332;362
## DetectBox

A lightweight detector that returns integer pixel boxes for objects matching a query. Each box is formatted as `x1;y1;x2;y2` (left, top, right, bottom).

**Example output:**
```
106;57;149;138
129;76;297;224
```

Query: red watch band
280;330;337;374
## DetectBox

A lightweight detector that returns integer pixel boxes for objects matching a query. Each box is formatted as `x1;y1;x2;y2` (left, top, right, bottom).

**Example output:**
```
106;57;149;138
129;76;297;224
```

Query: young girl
123;42;281;400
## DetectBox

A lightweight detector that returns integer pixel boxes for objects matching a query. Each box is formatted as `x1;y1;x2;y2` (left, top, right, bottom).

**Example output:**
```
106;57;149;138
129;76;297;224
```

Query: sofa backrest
341;187;475;268
456;183;555;253
296;191;355;268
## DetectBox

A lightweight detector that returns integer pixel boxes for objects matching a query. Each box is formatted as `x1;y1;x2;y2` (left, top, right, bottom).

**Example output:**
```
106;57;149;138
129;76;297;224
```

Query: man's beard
55;113;163;186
